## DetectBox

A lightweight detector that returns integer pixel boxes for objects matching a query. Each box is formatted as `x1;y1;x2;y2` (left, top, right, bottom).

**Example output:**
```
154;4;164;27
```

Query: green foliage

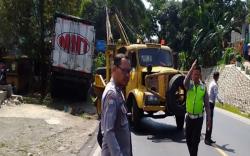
78;0;92;16
78;0;150;41
94;53;106;69
236;54;243;63
149;0;247;68
247;0;250;23
229;53;236;63
0;0;151;95
217;58;224;66
246;66;250;75
178;51;188;70
149;0;182;49
241;63;245;71
0;143;7;148
216;103;250;119
223;48;235;64
0;0;94;96
0;0;34;53
80;113;96;120
0;0;248;85
23;93;52;105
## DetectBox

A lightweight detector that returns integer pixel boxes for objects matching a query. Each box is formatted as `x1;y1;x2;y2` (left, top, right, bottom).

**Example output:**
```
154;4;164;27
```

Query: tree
149;0;247;68
189;0;247;66
0;0;150;95
0;0;86;97
247;0;250;23
107;0;149;42
158;1;182;52
0;0;34;53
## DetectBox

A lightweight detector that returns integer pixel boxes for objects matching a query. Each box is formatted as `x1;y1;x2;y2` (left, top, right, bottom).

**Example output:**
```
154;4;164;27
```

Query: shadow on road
214;143;235;153
201;133;235;154
132;117;186;144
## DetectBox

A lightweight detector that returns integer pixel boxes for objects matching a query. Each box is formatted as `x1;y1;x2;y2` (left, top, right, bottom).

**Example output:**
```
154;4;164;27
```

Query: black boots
204;139;216;145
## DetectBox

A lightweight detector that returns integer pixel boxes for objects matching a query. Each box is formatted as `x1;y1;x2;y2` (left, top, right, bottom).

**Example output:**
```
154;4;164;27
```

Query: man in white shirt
205;72;223;145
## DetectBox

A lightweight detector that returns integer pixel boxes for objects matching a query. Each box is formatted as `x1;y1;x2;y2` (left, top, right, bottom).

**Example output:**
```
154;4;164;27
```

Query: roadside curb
215;107;250;125
90;143;101;156
78;122;99;156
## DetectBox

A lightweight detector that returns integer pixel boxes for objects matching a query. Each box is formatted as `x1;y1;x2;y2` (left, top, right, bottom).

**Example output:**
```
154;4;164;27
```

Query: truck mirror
173;52;178;69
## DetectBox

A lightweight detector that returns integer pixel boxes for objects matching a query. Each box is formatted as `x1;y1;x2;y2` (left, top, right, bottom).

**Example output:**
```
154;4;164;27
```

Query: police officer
183;60;211;156
101;53;132;156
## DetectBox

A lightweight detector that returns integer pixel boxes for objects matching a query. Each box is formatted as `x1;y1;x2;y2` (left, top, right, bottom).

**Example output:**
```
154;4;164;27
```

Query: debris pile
1;94;23;107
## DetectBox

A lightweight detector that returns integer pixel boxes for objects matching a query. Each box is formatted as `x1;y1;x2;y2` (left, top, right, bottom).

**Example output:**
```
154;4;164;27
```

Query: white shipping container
52;16;95;73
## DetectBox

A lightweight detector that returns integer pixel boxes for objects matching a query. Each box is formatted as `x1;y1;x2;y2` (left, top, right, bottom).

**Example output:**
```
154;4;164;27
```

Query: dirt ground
0;101;98;156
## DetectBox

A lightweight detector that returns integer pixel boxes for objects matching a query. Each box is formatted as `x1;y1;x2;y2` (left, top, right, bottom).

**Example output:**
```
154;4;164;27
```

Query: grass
217;59;225;66
0;143;7;148
23;93;52;106
80;113;97;120
23;96;41;104
216;103;250;119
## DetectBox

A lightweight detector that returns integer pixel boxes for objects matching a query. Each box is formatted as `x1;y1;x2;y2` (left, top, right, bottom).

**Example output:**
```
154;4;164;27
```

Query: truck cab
93;43;186;130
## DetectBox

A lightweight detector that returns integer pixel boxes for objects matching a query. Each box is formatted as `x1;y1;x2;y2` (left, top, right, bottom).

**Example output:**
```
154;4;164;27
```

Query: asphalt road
132;108;250;156
92;107;250;156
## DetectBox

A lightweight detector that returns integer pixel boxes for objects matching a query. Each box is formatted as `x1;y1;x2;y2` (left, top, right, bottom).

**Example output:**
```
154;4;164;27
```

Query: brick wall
202;65;250;114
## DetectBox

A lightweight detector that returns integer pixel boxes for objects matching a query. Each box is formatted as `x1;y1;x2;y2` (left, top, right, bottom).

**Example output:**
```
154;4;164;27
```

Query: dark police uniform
101;78;132;156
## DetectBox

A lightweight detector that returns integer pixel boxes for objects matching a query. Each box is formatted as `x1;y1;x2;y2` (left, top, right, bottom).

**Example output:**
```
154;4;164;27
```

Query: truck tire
50;76;59;98
167;74;186;116
131;97;143;131
81;82;90;101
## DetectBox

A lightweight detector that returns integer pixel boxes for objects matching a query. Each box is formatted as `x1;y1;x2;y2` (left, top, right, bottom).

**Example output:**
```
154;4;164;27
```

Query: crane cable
114;13;130;45
105;0;113;44
114;7;144;42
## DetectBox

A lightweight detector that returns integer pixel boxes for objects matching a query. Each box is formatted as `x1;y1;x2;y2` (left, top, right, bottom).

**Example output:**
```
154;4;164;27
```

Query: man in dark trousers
101;53;132;156
183;60;211;156
205;72;223;145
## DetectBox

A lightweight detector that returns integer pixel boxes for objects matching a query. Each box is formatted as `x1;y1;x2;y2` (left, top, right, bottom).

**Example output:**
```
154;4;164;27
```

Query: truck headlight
144;92;160;105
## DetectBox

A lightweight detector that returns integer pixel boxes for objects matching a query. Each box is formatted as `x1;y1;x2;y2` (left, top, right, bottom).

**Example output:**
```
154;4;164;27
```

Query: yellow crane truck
92;12;186;130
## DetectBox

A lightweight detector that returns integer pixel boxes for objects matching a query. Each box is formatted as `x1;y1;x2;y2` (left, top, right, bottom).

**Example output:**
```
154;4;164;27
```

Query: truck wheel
131;97;143;131
50;77;58;98
78;82;90;101
175;115;185;130
167;74;186;116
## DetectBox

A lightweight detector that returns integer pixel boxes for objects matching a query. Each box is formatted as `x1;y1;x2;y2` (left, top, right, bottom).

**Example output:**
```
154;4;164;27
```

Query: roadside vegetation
0;0;250;115
216;103;250;119
23;94;52;106
94;53;106;71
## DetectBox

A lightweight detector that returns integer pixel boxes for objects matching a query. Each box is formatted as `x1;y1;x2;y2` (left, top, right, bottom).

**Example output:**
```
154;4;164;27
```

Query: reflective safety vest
186;82;206;114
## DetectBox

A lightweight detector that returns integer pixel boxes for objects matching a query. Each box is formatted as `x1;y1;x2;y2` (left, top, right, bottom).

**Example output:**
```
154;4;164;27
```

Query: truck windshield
138;48;173;67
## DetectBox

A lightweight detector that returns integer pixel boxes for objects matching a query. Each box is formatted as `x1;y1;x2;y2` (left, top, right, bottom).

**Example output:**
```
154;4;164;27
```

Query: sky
142;0;247;9
142;0;151;9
